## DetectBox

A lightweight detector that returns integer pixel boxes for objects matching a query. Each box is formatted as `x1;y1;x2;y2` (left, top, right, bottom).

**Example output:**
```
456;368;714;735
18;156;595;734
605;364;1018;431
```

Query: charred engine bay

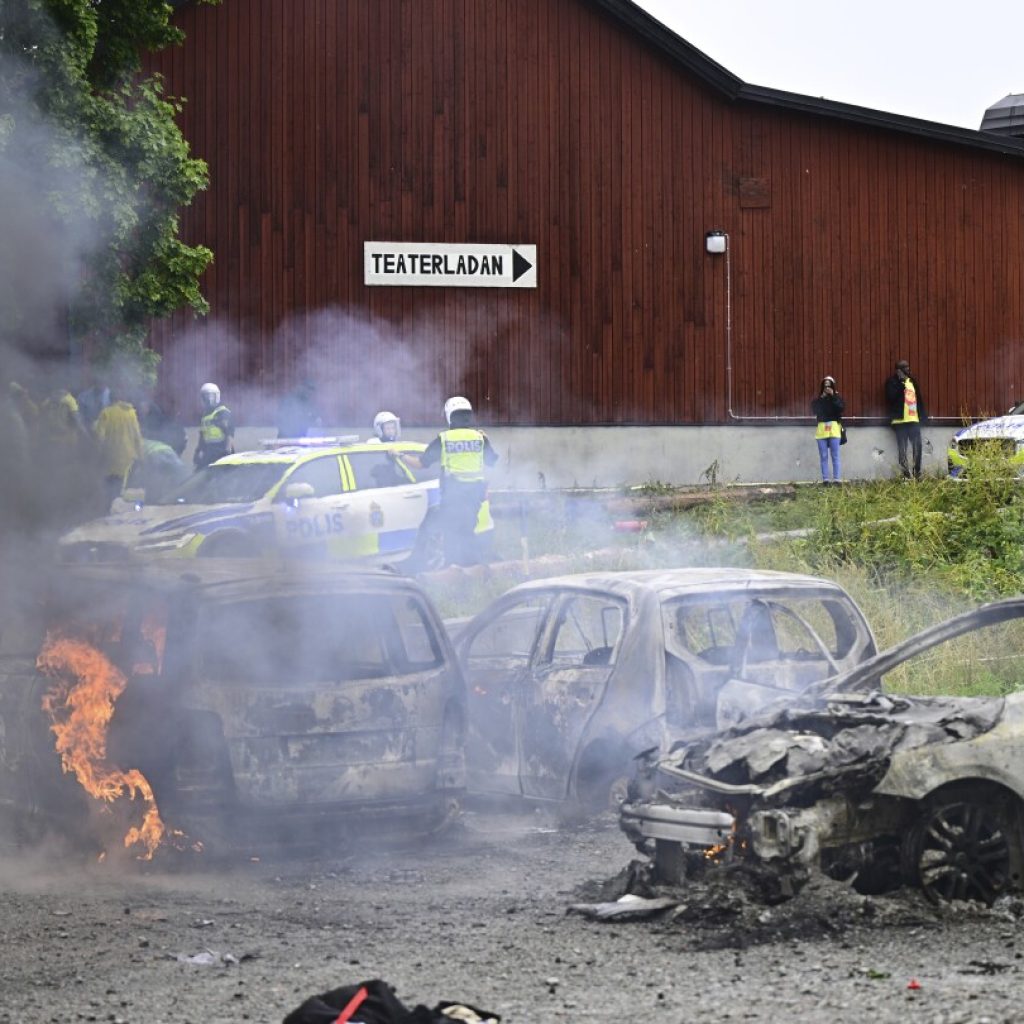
3;813;1024;1024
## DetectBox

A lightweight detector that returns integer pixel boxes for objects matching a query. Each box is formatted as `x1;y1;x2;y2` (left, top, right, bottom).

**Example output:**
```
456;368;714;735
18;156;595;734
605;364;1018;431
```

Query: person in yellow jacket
885;359;927;479
39;385;87;449
811;375;845;484
418;396;498;566
93;391;144;506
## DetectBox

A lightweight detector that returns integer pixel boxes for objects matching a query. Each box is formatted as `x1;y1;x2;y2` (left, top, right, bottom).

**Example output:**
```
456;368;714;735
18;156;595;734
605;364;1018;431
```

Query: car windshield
155;462;287;504
663;593;860;665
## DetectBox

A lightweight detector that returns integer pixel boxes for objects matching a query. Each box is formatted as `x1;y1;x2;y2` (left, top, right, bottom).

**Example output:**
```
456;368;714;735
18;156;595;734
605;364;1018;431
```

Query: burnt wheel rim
916;801;1011;904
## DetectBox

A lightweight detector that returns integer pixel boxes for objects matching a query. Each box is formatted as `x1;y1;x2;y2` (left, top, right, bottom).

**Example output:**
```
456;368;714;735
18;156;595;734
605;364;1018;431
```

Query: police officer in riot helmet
194;382;234;469
418;396;497;566
369;410;401;443
364;410;414;487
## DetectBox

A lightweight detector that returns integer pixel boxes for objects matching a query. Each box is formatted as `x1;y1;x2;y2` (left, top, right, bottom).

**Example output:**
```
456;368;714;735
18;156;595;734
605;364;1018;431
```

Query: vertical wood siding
146;0;1024;426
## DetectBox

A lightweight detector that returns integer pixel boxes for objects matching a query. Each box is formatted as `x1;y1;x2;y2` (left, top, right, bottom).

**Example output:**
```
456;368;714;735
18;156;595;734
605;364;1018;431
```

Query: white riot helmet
200;382;221;408
443;396;472;425
373;410;401;441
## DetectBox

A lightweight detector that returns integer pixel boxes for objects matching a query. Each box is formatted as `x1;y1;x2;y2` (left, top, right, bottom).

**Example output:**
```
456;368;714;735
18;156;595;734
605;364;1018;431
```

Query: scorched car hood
652;596;1024;799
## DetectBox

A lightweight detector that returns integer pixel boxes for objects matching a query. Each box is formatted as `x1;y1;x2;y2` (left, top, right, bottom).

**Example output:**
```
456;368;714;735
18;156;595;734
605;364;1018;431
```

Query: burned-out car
0;562;466;855
621;597;1024;904
453;569;876;813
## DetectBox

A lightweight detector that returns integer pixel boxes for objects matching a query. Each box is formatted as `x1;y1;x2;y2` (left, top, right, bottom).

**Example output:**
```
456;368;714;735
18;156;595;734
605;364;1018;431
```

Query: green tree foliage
0;0;214;379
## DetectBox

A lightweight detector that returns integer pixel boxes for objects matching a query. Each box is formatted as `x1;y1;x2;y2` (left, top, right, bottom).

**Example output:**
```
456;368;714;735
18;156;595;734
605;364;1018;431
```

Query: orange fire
704;812;740;861
37;633;166;859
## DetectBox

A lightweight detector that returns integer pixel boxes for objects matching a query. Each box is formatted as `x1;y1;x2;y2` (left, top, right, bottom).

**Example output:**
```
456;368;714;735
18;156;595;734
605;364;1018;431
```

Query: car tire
902;784;1024;905
564;739;632;823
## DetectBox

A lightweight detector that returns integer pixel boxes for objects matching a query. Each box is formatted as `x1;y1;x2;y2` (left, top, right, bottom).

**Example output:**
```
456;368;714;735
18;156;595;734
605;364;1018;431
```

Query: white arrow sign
364;242;537;288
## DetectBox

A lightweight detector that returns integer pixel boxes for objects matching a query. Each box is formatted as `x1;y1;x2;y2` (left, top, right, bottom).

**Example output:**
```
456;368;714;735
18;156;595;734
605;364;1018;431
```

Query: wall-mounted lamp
705;230;727;254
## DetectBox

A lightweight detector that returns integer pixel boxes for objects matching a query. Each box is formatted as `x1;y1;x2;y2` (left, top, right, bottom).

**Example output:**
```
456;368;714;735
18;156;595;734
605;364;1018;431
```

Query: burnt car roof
499;568;855;601
56;558;420;605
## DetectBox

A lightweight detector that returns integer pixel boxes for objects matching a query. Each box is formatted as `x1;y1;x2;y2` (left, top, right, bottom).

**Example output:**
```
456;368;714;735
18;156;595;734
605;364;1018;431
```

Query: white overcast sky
633;1;1023;130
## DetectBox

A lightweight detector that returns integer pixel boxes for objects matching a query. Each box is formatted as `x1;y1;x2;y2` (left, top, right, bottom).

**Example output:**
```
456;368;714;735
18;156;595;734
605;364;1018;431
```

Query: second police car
60;437;494;567
947;400;1024;478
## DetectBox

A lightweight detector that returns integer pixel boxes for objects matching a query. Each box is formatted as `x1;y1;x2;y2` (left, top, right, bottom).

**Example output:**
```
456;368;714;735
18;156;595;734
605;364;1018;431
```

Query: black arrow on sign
512;248;533;282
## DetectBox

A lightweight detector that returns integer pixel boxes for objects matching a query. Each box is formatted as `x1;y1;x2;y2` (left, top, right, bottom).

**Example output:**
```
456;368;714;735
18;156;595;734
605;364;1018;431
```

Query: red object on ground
907;978;922;991
333;986;369;1024
613;520;649;532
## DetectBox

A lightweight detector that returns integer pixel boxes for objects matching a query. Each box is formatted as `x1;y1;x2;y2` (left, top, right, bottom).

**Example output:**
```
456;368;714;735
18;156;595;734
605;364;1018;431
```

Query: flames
704;810;741;862
37;633;166;859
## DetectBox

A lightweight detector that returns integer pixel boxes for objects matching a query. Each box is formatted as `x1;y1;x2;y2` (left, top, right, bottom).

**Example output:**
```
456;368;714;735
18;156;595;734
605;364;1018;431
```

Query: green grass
426;455;1024;698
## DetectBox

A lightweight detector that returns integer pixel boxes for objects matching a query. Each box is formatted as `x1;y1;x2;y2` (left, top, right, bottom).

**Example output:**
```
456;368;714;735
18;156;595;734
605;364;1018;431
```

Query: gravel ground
2;809;1023;1024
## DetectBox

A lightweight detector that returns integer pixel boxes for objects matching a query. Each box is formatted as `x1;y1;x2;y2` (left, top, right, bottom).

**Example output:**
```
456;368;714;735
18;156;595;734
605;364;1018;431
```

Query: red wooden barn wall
146;0;1024;427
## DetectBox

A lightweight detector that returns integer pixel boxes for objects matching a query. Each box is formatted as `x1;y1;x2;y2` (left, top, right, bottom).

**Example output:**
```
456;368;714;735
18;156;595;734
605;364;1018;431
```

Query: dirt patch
4;813;1024;1023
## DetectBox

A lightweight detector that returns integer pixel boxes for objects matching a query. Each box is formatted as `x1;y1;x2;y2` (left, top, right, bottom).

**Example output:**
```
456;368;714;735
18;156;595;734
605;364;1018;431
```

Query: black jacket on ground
282;978;499;1024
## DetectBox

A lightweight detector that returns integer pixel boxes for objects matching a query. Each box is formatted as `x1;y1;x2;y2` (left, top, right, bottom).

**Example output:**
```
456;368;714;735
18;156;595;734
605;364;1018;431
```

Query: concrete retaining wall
187;424;955;489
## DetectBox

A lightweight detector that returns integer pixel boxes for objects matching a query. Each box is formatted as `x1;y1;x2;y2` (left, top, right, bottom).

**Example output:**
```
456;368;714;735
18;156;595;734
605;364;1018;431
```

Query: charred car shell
0;561;467;852
622;597;1024;904
454;568;876;814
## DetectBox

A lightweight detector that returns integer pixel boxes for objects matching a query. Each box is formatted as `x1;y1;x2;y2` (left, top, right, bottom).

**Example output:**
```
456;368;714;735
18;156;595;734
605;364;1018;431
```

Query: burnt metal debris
621;597;1024;905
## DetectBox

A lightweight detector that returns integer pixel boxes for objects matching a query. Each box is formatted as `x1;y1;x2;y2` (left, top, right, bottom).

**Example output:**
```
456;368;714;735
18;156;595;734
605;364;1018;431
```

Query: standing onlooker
885;359;927;479
93;389;144;507
39;383;88;449
194;381;234;468
36;380;100;523
811;375;845;484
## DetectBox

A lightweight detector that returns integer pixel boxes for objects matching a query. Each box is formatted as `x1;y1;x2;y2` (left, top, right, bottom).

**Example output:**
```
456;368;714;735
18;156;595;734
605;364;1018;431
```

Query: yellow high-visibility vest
200;405;230;443
439;428;486;482
892;380;920;424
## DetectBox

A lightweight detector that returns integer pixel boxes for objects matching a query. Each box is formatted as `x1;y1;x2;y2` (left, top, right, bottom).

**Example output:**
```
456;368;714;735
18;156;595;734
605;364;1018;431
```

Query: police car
948;401;1024;477
59;437;493;567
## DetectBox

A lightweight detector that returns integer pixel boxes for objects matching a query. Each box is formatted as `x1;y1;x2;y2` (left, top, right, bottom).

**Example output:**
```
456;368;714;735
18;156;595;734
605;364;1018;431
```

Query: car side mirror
282;483;313;507
284;482;315;506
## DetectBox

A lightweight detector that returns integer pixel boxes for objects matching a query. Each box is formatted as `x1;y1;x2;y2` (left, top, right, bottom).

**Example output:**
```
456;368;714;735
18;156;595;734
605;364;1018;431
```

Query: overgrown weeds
428;453;1024;696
